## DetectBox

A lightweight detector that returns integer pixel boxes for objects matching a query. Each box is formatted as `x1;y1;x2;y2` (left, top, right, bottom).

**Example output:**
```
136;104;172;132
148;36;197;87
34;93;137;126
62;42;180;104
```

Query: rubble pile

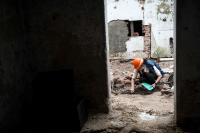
111;74;132;95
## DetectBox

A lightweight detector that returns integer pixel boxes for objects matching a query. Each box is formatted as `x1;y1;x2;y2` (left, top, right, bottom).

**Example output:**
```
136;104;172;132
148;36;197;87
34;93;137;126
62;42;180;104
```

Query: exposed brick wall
143;25;151;58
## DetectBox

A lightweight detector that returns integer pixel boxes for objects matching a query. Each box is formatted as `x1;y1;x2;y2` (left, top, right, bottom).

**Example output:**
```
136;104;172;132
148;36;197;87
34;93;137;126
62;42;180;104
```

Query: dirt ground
80;59;193;133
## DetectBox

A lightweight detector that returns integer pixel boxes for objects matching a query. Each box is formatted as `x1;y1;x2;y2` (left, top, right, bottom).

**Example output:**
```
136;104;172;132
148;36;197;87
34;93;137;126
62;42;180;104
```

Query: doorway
107;0;175;131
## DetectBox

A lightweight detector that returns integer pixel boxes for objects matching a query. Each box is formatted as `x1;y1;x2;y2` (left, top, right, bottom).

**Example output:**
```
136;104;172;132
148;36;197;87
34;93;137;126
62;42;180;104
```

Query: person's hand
151;83;156;89
130;88;135;93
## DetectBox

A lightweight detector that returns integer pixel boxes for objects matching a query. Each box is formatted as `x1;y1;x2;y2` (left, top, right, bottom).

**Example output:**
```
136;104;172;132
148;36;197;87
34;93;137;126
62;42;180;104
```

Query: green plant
152;47;171;57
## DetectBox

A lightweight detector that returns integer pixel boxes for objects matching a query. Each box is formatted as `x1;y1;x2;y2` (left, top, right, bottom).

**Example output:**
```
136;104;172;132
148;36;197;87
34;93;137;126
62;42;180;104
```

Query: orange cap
133;58;144;69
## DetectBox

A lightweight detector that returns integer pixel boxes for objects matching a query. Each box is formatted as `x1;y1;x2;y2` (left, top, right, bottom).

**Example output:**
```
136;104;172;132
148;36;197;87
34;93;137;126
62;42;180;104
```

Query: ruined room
0;0;200;133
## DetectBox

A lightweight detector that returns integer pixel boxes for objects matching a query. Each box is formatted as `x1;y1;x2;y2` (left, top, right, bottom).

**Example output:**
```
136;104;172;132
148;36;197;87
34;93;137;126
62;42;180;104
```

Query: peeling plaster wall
107;0;174;58
144;0;174;57
107;0;143;22
125;37;148;59
176;0;200;126
126;37;144;51
109;20;128;54
108;20;148;59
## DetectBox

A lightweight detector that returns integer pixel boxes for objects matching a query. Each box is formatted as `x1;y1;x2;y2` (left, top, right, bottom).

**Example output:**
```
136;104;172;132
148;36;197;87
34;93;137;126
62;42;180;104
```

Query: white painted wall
109;37;147;59
144;0;174;57
107;0;174;58
126;37;144;52
107;0;143;22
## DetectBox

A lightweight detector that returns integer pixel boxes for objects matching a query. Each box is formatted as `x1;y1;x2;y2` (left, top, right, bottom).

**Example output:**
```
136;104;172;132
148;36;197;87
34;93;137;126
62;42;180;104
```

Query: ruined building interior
0;0;200;132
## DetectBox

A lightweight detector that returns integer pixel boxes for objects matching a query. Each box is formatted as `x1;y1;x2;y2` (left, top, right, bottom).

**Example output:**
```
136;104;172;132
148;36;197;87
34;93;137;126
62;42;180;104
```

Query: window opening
125;20;144;37
125;20;131;36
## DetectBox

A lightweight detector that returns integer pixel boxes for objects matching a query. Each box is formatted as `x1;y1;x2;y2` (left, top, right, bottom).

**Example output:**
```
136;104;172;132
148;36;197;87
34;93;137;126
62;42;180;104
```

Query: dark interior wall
108;20;128;54
20;0;110;112
0;0;33;131
176;0;200;125
0;0;110;131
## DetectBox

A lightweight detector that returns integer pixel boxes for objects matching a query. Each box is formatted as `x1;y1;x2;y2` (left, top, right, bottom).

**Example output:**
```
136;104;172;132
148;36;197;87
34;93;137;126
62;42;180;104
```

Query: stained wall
175;0;200;126
0;0;110;131
107;0;174;58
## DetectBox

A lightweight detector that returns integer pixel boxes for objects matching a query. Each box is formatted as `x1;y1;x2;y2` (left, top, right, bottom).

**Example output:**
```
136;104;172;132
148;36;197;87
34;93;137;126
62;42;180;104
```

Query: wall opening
125;20;144;36
107;0;175;131
133;20;143;36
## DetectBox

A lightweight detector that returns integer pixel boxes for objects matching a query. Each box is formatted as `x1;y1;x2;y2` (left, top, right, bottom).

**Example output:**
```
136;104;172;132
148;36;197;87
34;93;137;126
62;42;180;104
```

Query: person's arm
130;69;138;93
130;78;135;93
152;66;162;88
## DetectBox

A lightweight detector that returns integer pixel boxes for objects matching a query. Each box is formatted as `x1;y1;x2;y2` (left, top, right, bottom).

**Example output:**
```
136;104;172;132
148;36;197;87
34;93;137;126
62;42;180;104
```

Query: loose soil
80;59;189;133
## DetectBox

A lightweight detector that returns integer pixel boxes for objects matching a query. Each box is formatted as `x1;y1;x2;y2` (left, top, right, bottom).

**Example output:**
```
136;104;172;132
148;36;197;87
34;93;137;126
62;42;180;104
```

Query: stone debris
111;90;118;95
163;84;170;90
132;105;139;111
123;80;131;84
115;83;124;89
161;89;172;95
146;109;153;115
169;111;173;114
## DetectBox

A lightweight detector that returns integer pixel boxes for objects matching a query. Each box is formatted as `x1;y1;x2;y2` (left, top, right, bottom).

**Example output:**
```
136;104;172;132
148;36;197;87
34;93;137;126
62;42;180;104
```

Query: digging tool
141;83;154;91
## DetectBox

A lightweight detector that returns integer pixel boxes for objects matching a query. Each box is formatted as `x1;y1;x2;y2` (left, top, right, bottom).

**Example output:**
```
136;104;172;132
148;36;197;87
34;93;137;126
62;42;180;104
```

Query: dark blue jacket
144;60;165;78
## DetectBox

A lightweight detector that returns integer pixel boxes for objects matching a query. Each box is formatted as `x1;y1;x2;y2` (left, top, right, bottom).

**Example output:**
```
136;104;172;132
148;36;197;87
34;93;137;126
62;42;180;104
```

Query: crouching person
130;58;165;93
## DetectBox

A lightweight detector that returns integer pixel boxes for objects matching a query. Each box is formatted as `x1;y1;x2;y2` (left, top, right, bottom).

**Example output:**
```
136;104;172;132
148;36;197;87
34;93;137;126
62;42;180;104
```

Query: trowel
142;83;154;90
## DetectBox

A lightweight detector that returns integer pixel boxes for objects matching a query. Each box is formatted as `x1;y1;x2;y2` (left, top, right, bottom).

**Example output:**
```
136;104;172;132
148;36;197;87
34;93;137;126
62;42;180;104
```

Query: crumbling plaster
107;0;174;58
126;37;144;52
145;0;174;57
108;20;128;54
108;20;147;59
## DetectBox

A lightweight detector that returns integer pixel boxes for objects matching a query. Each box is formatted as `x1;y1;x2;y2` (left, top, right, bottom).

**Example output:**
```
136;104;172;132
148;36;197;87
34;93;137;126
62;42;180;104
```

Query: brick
124;80;131;84
114;78;123;84
125;84;131;87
